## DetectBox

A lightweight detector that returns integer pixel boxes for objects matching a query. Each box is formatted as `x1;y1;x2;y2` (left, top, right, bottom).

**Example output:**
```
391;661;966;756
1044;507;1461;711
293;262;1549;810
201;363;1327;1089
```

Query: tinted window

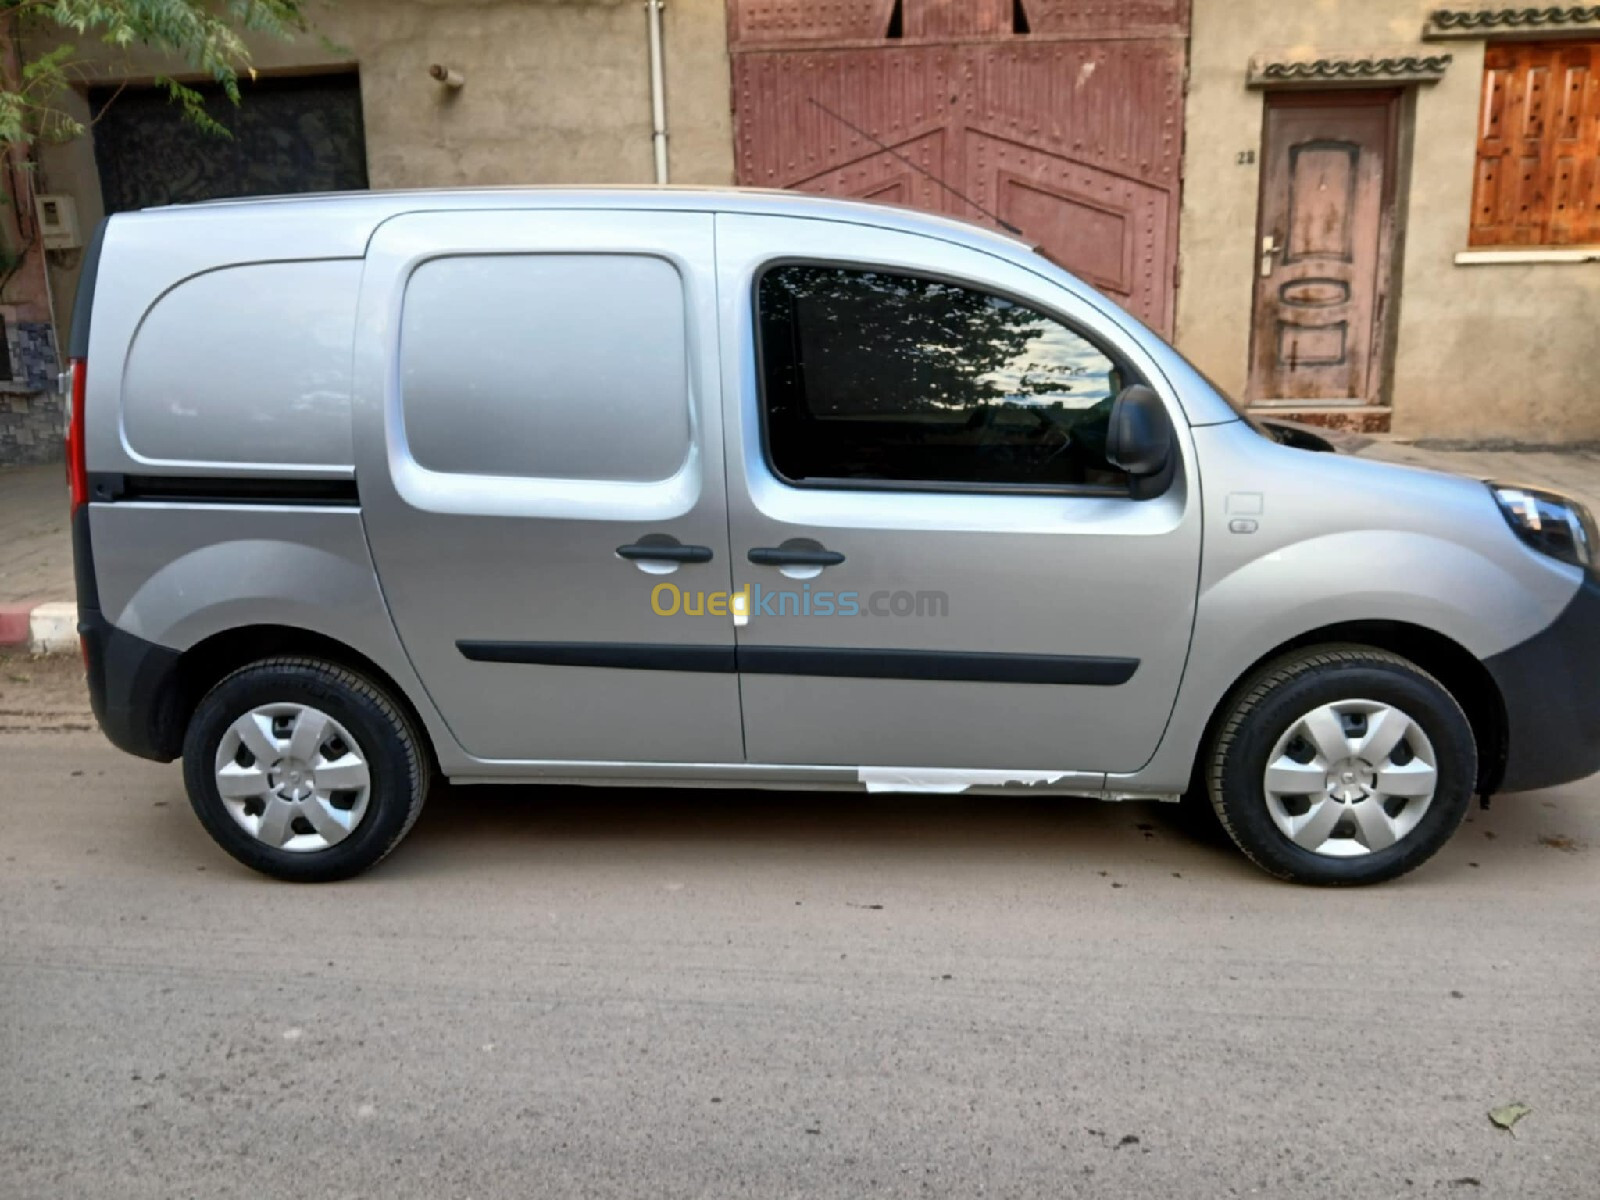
758;265;1131;489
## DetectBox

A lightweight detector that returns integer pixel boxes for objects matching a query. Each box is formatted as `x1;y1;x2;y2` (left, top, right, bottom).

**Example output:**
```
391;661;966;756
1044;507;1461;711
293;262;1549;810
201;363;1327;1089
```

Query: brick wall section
0;321;63;466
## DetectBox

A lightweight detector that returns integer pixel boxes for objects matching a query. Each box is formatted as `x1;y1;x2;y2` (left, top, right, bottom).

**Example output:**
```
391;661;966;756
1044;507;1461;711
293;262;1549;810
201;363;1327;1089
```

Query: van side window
400;254;691;483
757;265;1131;490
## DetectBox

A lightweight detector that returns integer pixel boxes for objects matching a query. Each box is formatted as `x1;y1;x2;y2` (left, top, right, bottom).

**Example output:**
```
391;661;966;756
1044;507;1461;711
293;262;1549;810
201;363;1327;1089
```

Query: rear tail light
65;359;88;510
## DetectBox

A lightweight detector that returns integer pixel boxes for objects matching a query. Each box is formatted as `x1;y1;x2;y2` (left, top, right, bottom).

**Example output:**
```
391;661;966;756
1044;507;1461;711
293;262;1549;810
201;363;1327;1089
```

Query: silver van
66;188;1600;886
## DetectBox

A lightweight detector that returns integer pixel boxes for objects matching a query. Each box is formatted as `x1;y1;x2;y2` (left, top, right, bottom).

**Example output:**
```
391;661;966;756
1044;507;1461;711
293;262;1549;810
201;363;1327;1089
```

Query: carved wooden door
1248;91;1398;406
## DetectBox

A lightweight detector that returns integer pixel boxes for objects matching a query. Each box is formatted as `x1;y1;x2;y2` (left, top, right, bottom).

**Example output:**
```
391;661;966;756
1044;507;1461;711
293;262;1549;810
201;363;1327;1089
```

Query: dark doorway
88;73;368;214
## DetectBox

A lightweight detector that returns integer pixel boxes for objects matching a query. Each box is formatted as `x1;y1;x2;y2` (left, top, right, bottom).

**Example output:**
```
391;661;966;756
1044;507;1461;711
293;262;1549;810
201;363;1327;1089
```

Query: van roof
134;185;1038;257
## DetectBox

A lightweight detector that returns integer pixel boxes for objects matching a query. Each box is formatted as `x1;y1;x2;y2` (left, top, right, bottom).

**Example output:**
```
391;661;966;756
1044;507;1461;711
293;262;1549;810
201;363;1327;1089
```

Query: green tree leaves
1;0;313;146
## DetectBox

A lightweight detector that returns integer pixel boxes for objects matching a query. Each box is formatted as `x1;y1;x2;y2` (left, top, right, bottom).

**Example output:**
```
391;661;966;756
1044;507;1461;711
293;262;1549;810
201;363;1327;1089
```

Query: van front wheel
182;658;428;882
1207;646;1476;886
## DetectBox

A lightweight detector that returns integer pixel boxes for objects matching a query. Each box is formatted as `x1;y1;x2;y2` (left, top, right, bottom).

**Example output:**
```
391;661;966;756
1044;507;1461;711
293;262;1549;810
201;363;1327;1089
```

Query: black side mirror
1105;384;1175;499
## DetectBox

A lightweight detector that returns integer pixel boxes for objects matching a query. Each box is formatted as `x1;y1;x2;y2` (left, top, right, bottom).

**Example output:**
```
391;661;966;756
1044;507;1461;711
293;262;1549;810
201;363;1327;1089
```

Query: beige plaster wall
33;0;734;336
1177;0;1600;442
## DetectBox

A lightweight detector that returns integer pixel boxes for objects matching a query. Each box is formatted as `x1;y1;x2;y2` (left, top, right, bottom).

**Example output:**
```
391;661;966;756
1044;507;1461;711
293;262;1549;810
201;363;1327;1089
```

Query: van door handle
747;547;846;567
616;542;714;563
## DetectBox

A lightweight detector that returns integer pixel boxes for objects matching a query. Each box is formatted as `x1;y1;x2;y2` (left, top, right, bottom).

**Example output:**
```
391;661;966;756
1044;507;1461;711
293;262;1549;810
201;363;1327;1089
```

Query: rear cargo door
352;209;741;764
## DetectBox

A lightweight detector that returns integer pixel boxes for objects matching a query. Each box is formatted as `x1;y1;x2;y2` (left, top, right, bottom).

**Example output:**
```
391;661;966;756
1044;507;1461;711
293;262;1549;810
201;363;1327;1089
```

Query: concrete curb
0;601;79;656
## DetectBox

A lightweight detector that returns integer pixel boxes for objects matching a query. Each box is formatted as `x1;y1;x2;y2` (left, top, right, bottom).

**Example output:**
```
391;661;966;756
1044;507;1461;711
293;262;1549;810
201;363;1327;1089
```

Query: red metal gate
728;0;1189;334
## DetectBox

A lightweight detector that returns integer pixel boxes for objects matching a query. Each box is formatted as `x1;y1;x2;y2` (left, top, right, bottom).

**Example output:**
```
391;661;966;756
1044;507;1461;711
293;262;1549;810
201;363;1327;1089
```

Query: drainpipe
646;0;669;184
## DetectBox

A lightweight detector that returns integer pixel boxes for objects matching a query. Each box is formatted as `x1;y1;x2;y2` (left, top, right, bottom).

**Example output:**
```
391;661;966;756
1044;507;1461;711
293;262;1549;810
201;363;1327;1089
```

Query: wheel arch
1190;620;1508;798
162;624;442;778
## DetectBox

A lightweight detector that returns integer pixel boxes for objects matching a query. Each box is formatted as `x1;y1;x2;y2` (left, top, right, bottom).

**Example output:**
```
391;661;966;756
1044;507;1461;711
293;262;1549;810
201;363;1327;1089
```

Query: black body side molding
738;646;1137;685
88;473;359;507
457;641;1137;686
458;641;738;673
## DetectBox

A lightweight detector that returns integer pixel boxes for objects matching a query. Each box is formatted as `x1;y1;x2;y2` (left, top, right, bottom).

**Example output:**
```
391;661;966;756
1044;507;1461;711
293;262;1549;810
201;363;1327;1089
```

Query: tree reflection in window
758;265;1130;489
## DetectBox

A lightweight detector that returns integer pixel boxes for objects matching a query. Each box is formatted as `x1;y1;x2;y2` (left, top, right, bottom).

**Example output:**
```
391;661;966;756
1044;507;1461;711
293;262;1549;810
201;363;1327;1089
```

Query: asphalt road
2;653;1598;1198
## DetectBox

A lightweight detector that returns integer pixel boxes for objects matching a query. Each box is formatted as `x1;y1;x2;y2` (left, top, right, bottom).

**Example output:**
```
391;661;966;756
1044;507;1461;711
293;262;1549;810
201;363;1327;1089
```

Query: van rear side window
399;254;692;483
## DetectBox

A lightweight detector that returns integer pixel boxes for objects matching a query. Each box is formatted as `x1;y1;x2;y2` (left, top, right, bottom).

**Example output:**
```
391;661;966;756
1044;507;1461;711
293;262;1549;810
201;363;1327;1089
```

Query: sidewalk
0;465;75;652
4;442;1600;653
0;464;70;606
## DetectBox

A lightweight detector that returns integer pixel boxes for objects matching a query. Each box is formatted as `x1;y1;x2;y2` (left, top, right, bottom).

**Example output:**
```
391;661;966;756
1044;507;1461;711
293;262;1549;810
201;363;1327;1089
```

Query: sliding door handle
617;542;714;564
747;547;846;567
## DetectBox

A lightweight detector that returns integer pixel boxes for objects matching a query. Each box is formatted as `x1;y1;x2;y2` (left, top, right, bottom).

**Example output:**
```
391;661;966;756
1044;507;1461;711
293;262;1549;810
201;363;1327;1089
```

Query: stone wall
3;12;63;466
0;321;63;466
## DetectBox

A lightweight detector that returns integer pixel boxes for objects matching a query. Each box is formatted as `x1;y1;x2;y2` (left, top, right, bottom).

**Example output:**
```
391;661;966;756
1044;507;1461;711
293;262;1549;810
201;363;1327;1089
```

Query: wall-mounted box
34;194;81;250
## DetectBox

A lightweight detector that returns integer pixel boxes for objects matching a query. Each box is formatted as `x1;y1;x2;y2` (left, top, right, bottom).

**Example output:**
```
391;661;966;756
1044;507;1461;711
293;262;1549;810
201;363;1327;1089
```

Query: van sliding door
353;210;741;765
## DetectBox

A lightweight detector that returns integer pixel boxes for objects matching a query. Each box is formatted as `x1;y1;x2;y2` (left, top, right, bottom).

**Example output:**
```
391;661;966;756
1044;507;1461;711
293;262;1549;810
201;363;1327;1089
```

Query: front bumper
1483;573;1600;794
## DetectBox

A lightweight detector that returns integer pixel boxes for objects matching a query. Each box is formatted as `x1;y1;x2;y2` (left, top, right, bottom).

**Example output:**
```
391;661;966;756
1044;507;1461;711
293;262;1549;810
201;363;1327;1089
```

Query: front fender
1111;421;1586;792
1124;531;1578;792
1194;528;1569;668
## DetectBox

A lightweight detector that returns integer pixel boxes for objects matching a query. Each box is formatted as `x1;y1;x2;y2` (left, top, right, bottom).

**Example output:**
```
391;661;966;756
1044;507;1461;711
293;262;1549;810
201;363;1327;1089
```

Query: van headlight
1490;484;1599;570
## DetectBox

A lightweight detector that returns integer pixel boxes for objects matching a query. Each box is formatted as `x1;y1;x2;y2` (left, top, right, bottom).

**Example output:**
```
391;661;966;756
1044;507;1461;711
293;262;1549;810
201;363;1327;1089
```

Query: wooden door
727;0;1189;335
1248;92;1398;407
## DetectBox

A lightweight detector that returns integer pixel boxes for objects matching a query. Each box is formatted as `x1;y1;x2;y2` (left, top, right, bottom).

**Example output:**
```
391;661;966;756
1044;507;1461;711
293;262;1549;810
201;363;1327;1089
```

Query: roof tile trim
1246;54;1454;87
1424;7;1600;39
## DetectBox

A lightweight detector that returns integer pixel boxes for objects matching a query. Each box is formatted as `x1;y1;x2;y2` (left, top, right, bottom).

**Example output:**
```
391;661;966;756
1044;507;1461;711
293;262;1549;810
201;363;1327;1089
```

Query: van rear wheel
182;658;428;882
1206;645;1476;886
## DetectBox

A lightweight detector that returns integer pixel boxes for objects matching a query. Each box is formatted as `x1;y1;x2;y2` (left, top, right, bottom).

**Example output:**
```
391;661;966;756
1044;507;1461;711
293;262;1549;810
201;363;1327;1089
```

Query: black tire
1206;645;1476;886
182;657;428;882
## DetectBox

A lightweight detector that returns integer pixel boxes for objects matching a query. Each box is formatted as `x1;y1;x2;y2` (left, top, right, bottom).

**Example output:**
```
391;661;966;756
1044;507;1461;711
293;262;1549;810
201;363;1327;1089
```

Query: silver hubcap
214;703;372;852
1262;699;1438;858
